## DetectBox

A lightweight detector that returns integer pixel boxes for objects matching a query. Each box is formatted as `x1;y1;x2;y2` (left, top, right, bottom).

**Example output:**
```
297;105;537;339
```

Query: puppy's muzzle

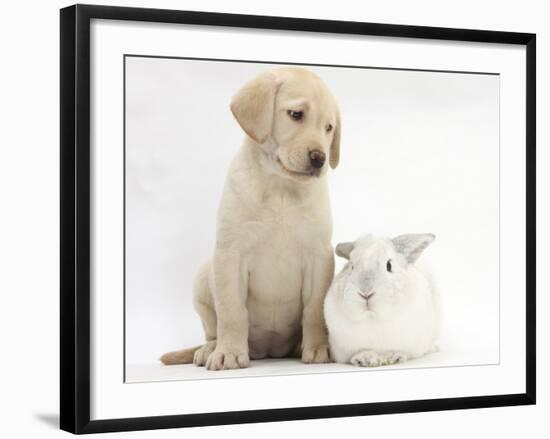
309;150;326;169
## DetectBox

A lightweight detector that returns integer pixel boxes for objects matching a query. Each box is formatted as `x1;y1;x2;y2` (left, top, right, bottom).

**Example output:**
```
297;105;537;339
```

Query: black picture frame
60;4;536;434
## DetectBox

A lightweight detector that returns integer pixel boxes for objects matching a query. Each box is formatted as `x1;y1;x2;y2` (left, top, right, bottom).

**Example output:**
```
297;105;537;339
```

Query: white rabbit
324;234;441;367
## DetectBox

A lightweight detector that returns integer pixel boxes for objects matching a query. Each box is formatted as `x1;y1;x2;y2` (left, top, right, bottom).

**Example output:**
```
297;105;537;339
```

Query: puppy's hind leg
192;260;218;366
159;261;217;366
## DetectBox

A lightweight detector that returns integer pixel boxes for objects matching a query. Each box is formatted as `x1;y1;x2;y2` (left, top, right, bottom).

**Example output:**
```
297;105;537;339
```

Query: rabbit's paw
350;350;408;367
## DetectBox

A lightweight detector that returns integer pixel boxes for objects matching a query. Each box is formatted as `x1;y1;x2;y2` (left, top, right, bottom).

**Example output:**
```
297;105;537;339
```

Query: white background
125;57;500;374
0;0;546;438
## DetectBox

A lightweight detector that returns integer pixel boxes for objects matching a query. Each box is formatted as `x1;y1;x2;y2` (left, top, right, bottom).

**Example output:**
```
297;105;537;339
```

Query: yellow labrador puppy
161;67;341;370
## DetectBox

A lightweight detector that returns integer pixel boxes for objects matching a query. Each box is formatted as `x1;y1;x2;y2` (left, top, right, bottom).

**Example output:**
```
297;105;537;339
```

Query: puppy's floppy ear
230;71;281;144
392;233;435;264
335;241;354;260
329;108;341;169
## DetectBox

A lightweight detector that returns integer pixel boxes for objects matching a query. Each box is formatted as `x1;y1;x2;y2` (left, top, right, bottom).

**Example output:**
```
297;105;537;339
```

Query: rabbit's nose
358;290;376;302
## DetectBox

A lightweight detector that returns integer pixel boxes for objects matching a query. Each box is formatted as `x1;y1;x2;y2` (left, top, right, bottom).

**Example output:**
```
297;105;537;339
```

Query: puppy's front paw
350;350;407;367
205;349;250;371
302;345;331;364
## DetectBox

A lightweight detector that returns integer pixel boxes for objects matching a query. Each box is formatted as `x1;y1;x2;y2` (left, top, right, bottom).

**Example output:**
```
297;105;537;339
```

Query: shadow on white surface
33;414;58;430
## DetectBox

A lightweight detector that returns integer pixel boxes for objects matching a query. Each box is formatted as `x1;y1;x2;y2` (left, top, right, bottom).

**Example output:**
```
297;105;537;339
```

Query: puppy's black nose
309;150;326;169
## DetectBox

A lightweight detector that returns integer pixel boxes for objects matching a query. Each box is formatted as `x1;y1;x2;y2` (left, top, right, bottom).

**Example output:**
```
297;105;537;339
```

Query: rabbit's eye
386;259;392;272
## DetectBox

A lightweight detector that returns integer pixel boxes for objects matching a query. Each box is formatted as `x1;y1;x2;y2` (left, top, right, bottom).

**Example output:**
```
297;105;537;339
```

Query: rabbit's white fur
324;234;441;366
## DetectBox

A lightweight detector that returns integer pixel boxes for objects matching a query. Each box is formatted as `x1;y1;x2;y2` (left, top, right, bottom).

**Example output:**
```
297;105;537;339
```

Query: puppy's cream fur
161;67;341;370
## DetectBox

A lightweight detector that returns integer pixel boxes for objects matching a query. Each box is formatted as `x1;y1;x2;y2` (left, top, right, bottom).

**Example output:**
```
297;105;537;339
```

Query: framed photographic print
60;4;536;434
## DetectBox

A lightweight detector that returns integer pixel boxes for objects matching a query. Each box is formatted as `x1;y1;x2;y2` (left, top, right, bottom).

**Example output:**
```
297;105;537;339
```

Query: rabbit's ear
392;234;435;264
335;241;355;260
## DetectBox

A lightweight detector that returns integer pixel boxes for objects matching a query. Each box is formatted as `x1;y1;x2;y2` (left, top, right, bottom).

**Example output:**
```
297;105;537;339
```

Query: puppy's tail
159;345;202;365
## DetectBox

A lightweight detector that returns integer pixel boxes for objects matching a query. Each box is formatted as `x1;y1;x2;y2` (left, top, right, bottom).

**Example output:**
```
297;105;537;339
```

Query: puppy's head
230;67;341;182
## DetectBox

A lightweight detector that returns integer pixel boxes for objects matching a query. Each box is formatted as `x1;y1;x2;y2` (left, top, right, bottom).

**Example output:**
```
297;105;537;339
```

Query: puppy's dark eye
326;124;333;132
386;259;392;272
287;110;303;121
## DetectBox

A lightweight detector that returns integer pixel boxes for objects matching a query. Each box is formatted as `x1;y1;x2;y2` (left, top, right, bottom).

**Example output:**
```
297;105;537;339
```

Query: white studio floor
125;334;497;383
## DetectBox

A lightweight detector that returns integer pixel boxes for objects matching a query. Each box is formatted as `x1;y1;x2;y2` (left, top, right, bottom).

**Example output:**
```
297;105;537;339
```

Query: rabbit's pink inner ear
335;242;354;260
392;234;435;264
